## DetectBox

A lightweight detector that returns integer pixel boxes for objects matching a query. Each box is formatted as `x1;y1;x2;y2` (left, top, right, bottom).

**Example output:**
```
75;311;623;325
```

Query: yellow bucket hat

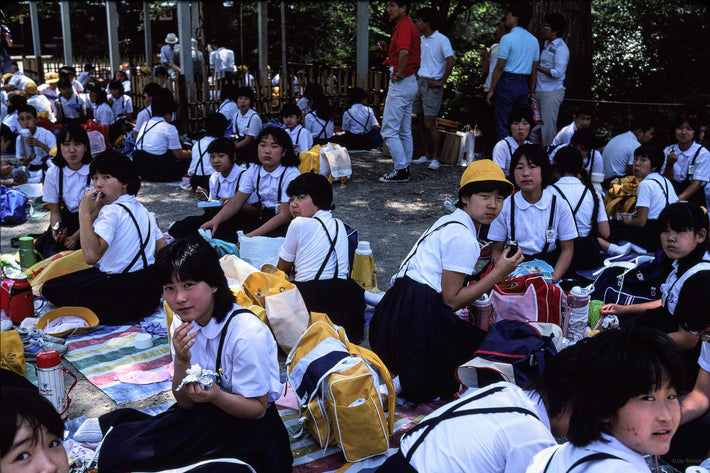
459;159;513;194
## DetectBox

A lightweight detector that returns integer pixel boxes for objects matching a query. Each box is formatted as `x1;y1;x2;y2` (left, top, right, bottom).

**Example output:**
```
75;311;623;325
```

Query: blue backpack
0;185;28;225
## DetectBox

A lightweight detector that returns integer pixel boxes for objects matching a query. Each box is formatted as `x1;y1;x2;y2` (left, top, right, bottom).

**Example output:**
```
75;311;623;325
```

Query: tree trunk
531;0;592;100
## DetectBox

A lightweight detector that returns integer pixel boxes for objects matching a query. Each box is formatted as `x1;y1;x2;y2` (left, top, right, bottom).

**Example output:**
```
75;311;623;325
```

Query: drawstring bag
1;185;28;225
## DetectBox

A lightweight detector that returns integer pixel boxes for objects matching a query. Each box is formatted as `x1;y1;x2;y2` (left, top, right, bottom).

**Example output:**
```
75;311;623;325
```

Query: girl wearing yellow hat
369;159;524;403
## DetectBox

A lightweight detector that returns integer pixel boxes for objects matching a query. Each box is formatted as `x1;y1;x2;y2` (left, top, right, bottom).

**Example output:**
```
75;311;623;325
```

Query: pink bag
490;275;568;334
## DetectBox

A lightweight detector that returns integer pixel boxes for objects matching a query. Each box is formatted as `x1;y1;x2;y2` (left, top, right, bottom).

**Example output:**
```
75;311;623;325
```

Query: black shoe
378;167;410;183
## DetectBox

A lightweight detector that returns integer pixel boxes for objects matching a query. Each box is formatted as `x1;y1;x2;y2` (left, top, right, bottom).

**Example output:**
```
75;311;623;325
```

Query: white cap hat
165;33;178;44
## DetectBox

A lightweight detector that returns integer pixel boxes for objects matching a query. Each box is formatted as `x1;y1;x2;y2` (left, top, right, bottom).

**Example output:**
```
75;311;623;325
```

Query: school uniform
369;209;487;402
492;136;532;176
42;194;163;325
377;383;557;473
110;95;133;117
549;121;577;148
56;94;84;124
15;126;57;182
98;305;293;473
549;177;607;270
233;108;262;161
217;99;239;137
188;136;217;191
38;84;59;102
526;434;650;472
134;106;152;138
133;117;189;182
489;189;578;266
35;163;90;258
94;102;116;126
27;93;55;122
2;110;20;133
337;104;380;150
286;124;313;155
304;111;334;145
663;142;710;207
280;210;365;342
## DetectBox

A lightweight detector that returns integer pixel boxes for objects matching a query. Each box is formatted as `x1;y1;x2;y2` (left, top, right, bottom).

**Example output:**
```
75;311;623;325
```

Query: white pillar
29;2;42;57
144;2;153;66
106;1;120;75
356;1;369;89
257;1;268;86
177;0;193;95
60;1;73;66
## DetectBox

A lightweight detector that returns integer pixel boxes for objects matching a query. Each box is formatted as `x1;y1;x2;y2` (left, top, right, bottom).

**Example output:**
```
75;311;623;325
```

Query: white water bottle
567;286;590;341
36;350;67;416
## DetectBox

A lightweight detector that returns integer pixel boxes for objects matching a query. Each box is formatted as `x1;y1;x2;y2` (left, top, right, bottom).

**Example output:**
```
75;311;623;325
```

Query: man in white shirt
209;37;235;82
602;115;656;182
410;7;454;171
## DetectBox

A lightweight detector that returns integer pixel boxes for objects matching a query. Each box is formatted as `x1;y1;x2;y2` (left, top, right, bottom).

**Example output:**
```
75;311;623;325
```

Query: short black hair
235;86;255;103
633;143;664;172
151;91;177;116
84;63;94;72
206;137;237;160
1;387;66;457
17;104;37;118
92;86;109;105
286;172;333;210
413;7;436;28
143;82;162;97
156;236;236;322
508;1;533;28
670;113;699;138
303;82;324;100
390;0;408;8
281;103;302;118
658;201;709;256
204;112;229;138
0;123;13;142
255;126;300;168
108;80;124;94
312;96;333;122
7;95;27;113
507;107;534;129
456;180;513;208
544;12;566;36
57;78;72;90
220;82;238;102
510;143;553;186
553;146;584;175
53;123;93;167
629;115;655;133
348;87;367;105
569;128;595;150
567;328;684;447
90;150;141;196
675;271;710;332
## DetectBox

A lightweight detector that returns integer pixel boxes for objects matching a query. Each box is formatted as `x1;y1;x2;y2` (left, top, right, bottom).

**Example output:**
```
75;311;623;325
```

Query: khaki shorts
412;76;444;117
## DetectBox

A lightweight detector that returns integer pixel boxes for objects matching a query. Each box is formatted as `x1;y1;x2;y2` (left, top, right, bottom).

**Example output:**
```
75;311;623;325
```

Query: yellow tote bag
24;250;91;294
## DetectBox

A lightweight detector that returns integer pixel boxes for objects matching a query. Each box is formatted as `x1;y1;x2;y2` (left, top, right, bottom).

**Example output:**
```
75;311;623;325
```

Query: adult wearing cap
38;72;60;102
369;159;524;403
25;82;55;123
161;33;179;79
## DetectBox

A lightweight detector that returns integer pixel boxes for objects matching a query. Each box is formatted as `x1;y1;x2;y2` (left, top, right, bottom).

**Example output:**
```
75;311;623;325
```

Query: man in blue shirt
486;2;539;142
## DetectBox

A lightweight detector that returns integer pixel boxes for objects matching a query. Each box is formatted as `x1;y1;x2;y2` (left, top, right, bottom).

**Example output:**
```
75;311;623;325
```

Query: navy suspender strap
310;113;327;139
650;177;670;207
255;167;287;210
346;110;370;134
215;308;253;386
116;203;151;273
550;184;587;234
313;216;341;280
541;195;557;254
542;450;624;473
403;385;539;463
681;145;705;183
662;259;710;310
195;140;206;175
505;138;513;164
136;120;162;151
58;166;65;209
398;220;467;277
511;193;557;254
295;128;303;152
510;193;516;241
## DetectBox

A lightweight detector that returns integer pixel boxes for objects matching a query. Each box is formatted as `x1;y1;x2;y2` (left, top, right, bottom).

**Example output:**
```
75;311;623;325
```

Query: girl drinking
369;160;524;403
42;151;166;325
98;237;292;473
201;126;300;242
489;143;577;283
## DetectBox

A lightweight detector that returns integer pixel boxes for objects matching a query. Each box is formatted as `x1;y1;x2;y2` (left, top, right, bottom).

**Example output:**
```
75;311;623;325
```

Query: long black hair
53;123;93;168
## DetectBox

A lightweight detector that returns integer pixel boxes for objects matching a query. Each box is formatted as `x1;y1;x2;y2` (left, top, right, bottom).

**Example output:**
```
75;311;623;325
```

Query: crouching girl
98;237;293;473
369;160;524;403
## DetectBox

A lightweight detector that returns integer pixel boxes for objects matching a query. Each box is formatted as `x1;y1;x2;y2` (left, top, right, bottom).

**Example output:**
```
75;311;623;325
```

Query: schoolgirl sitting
35;124;92;258
54;78;85;126
98;237;292;473
282;103;313;155
492;107;533;177
91;87;118;141
662;113;709;207
132;91;191;182
216;82;239;138
277;173;365;343
187;112;228;191
201;126;300;242
369;160;524;403
337;86;381;150
549;127;604;190
489;143;577;283
232;86;263;162
42;151;166;325
527;328;684;473
133;82;163;142
170;138;259;240
304;96;335;146
609;144;678;252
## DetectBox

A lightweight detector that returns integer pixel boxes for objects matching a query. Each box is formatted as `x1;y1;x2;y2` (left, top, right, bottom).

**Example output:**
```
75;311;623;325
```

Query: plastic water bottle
443;197;457;213
471;293;494;331
566;286;590;341
530;97;543;125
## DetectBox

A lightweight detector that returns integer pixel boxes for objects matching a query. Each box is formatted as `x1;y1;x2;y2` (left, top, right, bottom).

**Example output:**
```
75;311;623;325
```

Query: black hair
286;172;334;210
348;87;367;105
390;0;408;8
220;82;238;102
143;82;162;97
204;112;229;138
510;143;553;187
633;143;664;172
544;12;566;36
311;96;333;122
553;146;601;237
0;123;13;142
303;82;324;101
92;86;109;105
658;201;709;252
1;387;66;457
151;91;177;116
507;1;533;28
572;103;594;118
17;104;37;118
281;103;302;118
235;86;255;103
156;236;236;323
84;63;94;72
675;271;710;332
413;7;436;28
670;113;699;139
90;150;141;195
525;340;583;421
507;107;534;129
569;128;595;151
53;123;92;167
7;94;27;113
83;82;96;93
255;126;300;168
114;70;128;82
154;65;168;77
629;115;655;133
456;180;513;209
57;78;72;90
206;137;237;162
567;328;684;447
108;80;124;94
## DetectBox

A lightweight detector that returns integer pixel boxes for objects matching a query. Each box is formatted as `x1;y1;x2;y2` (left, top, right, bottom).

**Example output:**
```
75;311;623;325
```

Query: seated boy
335;86;382;150
282;103;313;155
549;105;592;148
15;104;56;183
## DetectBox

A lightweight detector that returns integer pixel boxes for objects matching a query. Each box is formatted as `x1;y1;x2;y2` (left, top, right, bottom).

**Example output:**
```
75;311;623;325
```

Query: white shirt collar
220;163;241;184
258;164;285;179
63;164;90;177
199;312;228;340
514;189;551;210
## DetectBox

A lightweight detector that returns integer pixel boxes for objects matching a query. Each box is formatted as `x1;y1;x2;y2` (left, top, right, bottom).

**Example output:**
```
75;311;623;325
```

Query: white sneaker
412;156;432;165
428;159;440;170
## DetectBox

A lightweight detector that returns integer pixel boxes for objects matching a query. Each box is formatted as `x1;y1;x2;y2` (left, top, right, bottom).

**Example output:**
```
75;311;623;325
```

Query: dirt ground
2;150;465;419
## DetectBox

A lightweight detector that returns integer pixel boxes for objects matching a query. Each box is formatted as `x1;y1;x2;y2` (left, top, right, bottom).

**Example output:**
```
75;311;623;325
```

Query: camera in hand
506;241;518;258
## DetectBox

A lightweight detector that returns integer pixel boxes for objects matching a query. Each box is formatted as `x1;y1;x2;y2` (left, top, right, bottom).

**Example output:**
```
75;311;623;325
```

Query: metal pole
257;1;268;88
177;0;194;98
29;2;42;57
356;1;369;89
143;2;153;67
60;1;73;66
106;1;120;75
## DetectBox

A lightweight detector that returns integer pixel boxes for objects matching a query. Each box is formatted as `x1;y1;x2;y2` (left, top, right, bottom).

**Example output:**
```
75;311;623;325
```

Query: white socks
607;242;649;256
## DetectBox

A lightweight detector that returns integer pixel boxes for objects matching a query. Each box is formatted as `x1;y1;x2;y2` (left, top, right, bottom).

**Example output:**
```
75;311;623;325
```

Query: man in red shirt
378;1;421;183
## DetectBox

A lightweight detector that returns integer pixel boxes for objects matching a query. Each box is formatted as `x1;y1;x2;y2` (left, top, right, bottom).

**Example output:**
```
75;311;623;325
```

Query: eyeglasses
684;328;710;342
